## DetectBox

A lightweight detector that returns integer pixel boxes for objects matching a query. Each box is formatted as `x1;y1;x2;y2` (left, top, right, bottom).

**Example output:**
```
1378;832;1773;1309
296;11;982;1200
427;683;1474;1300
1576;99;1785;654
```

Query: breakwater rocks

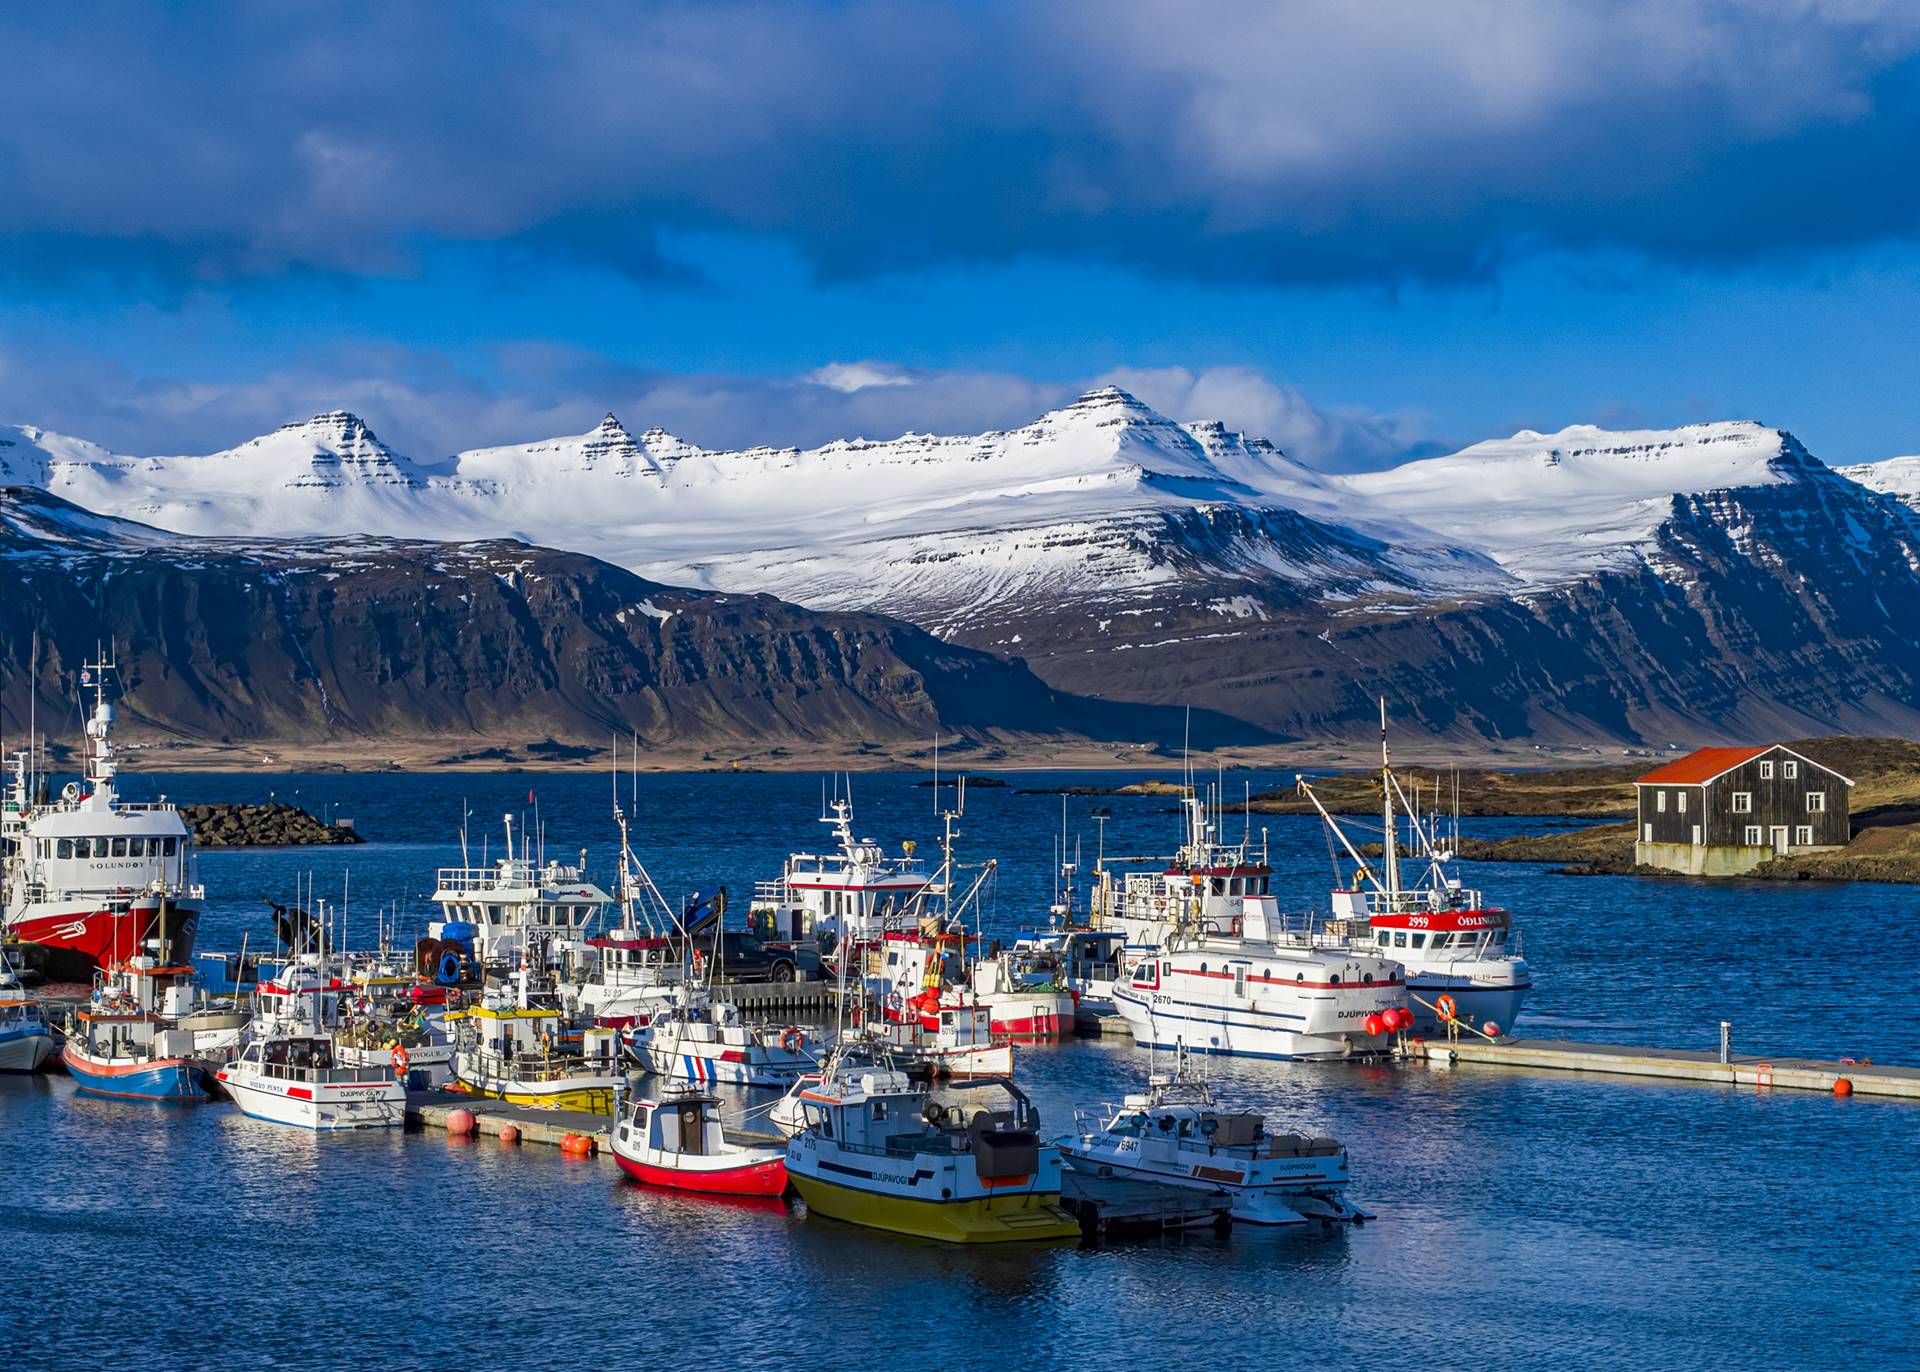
179;802;364;847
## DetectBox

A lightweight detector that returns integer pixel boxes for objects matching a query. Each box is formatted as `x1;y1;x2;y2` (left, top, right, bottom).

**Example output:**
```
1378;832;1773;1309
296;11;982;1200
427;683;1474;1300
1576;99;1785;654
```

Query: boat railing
254;1058;395;1087
433;863;592;895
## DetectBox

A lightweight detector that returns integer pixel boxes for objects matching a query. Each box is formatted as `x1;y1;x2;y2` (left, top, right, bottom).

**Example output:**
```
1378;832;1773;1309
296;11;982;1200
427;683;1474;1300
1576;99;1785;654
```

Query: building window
1759;761;1774;779
1795;826;1813;846
1783;761;1798;779
1806;791;1826;813
1744;825;1763;844
1731;792;1752;813
1676;791;1688;814
1643;823;1653;841
1691;825;1702;845
1656;791;1667;812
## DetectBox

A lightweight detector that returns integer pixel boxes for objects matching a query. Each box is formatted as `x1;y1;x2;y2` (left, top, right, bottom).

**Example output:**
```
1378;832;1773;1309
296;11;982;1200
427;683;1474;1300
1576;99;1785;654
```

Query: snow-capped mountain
1839;455;1920;513
1;485;1246;750
8;394;1920;743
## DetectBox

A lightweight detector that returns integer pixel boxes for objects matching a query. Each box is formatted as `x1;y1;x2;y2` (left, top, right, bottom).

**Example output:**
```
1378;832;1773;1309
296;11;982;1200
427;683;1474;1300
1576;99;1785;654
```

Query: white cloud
806;361;916;393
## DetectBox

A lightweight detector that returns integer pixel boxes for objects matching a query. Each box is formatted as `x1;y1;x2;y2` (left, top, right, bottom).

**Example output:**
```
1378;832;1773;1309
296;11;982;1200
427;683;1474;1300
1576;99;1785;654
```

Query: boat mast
1379;698;1399;901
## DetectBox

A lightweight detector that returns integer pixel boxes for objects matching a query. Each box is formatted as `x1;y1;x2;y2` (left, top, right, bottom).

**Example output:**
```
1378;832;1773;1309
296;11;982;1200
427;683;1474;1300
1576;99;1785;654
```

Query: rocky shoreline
1453;819;1920;884
178;802;364;847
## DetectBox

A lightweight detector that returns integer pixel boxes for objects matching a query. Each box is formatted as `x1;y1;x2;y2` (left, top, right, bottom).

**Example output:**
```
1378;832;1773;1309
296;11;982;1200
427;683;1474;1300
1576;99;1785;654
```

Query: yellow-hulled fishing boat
446;974;623;1113
785;1069;1079;1243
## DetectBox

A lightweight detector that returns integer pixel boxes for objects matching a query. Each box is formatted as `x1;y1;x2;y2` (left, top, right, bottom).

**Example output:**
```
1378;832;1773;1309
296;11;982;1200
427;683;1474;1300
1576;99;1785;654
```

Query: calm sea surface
4;768;1915;1371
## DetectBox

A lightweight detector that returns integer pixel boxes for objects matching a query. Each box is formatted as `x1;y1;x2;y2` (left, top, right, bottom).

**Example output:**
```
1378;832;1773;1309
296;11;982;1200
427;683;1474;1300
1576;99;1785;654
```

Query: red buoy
1833;1077;1854;1097
498;1124;521;1146
1363;1014;1385;1037
444;1107;477;1138
1482;1021;1501;1039
1393;1006;1414;1031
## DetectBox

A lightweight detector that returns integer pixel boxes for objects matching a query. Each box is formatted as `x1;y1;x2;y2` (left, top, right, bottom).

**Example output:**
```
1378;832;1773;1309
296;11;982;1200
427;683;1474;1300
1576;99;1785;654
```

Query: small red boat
610;1087;788;1197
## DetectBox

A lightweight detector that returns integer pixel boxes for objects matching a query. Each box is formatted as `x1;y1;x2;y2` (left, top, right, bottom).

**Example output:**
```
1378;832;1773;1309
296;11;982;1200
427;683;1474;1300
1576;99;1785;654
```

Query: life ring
781;1027;805;1053
390;1045;410;1077
1435;994;1459;1021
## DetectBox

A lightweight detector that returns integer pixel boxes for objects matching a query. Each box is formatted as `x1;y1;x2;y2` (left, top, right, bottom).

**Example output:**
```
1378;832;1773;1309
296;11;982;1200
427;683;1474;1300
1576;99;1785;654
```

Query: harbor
0;696;1914;1370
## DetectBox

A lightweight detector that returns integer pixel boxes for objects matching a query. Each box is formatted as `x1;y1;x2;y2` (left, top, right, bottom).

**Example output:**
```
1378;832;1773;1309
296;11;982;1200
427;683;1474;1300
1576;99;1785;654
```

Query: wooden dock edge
406;1091;616;1156
1407;1037;1920;1100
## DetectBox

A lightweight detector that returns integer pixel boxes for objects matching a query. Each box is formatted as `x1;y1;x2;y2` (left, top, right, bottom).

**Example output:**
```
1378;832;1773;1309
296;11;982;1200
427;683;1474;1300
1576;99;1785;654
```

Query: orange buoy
498;1124;521;1146
444;1107;477;1138
1482;1021;1502;1039
1833;1077;1854;1097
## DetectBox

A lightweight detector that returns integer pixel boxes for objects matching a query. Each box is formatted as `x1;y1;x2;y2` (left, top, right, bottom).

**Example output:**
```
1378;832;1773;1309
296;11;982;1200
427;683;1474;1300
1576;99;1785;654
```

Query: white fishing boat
1;655;203;981
1301;706;1532;1036
864;1001;1014;1077
785;1070;1080;1243
423;812;612;969
217;1029;405;1129
1107;792;1408;1060
1055;1050;1366;1226
559;792;685;1025
749;790;933;951
629;983;815;1088
611;1086;788;1196
0;951;54;1073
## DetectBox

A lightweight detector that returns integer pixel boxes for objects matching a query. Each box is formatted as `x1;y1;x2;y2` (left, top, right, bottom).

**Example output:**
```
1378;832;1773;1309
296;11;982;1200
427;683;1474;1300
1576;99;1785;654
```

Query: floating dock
406;1091;615;1153
1407;1036;1920;1100
711;978;842;1016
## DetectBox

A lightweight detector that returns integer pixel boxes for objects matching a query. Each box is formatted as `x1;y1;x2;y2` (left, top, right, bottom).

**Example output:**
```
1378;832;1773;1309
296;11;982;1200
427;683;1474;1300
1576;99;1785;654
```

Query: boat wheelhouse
748;796;931;949
2;658;202;980
785;1070;1079;1244
425;814;612;968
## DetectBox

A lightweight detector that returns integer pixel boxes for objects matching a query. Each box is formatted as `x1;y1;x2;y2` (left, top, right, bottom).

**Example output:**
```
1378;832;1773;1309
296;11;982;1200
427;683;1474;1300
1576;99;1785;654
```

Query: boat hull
6;901;198;981
63;1044;209;1100
1406;978;1530;1035
788;1172;1079;1243
1058;1149;1358;1226
636;1045;807;1089
612;1147;788;1196
451;1074;620;1114
216;1069;404;1130
0;1029;55;1074
1113;982;1403;1061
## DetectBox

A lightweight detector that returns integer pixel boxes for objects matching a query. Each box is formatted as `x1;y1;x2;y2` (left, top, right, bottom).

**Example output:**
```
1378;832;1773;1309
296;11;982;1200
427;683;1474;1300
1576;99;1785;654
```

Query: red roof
1635;746;1769;786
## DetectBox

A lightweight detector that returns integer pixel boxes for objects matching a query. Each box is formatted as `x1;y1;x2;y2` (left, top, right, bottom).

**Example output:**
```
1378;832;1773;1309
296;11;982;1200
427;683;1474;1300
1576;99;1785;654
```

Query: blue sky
3;2;1919;469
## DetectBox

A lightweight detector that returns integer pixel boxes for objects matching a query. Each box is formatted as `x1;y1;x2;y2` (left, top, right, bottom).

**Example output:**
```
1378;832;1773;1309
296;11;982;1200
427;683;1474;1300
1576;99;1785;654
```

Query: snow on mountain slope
1840;455;1920;513
1342;422;1814;586
0;400;1846;634
0;412;424;538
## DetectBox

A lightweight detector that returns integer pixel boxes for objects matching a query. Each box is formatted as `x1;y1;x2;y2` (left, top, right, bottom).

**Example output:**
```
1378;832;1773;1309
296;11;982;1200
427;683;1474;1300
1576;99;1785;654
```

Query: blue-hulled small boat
0;953;55;1074
61;962;219;1101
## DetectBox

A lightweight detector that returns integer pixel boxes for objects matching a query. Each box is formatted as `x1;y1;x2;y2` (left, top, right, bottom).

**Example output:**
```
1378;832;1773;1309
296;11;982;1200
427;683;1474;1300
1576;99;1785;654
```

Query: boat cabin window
57;839;74;859
1411;933;1427;949
1394;932;1407;948
869;1100;889;1122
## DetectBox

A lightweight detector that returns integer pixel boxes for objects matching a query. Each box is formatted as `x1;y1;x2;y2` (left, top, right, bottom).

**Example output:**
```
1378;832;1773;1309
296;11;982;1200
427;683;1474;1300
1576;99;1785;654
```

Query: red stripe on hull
9;903;188;974
614;1151;788;1197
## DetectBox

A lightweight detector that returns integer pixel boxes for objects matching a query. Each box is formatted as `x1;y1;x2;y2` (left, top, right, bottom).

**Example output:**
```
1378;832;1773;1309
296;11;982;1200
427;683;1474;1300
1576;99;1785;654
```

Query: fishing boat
0;951;54;1073
785;1070;1080;1244
423;812;613;970
628;983;815;1088
1107;792;1408;1059
1055;1051;1367;1226
62;957;244;1100
1;656;203;981
216;1030;405;1129
865;1000;1013;1077
748;790;932;956
1301;706;1532;1035
447;972;624;1113
610;1086;788;1196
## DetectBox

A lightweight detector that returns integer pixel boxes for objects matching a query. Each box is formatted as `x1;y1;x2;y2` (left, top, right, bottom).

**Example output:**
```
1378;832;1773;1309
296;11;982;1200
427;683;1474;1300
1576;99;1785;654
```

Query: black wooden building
1632;744;1852;875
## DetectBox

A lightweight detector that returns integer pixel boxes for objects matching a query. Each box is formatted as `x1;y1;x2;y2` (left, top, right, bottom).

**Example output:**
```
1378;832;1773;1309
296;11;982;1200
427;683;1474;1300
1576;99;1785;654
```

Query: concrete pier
1407;1036;1920;1100
406;1091;615;1154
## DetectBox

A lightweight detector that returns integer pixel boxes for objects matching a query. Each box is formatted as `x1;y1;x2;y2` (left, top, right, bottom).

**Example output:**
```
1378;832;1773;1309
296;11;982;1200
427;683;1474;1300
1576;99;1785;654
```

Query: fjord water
5;769;1915;1371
